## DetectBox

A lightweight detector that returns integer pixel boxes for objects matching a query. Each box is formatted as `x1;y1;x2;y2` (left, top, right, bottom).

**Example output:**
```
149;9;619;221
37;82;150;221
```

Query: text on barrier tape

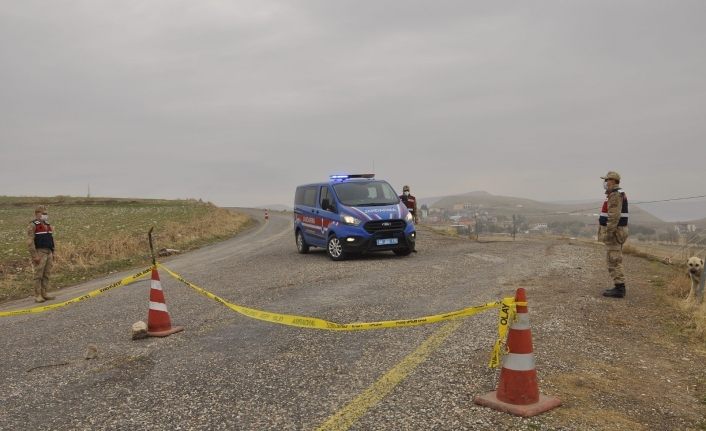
0;267;153;317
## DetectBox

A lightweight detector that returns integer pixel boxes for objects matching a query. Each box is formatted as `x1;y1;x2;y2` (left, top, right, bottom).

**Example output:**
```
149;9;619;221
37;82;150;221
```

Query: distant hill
553;198;706;222
633;200;706;223
418;191;492;208
428;191;668;229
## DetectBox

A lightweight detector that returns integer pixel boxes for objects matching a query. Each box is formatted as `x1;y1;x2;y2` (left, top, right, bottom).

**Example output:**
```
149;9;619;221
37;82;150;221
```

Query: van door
294;186;324;247
318;185;337;239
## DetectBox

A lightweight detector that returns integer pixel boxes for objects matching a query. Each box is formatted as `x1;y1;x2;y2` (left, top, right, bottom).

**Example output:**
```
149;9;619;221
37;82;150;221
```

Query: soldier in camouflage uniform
27;205;56;303
598;172;629;298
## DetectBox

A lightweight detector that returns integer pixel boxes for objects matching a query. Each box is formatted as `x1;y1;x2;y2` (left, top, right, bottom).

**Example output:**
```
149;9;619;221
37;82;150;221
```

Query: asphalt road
0;209;564;430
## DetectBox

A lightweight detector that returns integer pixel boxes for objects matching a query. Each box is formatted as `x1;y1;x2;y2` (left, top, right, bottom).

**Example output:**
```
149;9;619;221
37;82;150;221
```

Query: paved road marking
316;320;463;431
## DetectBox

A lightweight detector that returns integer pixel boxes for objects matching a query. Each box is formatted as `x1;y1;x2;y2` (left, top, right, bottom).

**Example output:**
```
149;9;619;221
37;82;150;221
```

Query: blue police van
294;174;416;260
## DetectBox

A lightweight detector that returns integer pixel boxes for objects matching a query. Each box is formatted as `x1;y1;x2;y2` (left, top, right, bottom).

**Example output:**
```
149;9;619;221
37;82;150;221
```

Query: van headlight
342;215;362;226
405;212;414;223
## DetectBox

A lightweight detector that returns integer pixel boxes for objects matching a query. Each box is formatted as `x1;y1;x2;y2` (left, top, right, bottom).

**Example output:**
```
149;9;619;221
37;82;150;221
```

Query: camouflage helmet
403;185;410;192
35;205;47;214
600;171;621;182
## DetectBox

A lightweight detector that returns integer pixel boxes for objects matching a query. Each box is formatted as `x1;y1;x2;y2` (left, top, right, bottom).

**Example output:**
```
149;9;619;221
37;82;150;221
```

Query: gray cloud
2;1;705;210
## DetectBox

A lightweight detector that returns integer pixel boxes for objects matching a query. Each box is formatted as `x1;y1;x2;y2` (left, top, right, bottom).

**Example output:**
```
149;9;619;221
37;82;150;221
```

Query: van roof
297;178;379;188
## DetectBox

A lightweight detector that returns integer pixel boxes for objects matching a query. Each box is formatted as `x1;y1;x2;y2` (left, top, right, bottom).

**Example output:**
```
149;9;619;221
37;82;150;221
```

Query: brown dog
687;256;704;303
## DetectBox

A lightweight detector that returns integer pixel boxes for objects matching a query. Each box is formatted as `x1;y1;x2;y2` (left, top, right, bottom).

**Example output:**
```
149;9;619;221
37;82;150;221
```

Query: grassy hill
0;196;252;301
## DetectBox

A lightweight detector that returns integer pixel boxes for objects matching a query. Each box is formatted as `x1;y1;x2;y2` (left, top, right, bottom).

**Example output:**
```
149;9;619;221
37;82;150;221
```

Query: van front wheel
327;235;346;261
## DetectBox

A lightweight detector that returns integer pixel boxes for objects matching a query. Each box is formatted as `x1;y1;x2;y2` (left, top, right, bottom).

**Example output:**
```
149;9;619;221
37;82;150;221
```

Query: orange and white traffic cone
474;288;560;417
146;267;184;337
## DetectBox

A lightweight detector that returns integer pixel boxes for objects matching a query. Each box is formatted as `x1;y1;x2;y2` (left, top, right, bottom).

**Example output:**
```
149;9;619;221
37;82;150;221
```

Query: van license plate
376;238;398;246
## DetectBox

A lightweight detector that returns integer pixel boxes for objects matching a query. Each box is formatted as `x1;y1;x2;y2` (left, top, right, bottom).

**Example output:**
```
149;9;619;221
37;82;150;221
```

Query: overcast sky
1;1;705;212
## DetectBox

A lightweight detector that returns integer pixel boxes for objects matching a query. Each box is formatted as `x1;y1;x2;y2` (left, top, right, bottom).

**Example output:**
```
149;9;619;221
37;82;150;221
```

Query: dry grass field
0;196;251;301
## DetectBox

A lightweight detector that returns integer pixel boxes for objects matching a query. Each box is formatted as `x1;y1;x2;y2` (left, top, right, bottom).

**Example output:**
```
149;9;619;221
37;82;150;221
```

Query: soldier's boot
34;282;45;303
41;281;55;301
603;283;625;298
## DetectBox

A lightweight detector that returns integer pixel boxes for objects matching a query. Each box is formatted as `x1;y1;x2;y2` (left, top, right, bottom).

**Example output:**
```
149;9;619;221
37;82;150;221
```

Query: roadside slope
0;197;251;301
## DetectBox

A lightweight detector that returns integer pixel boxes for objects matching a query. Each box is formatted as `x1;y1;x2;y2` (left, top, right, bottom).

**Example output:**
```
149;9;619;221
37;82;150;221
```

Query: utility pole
87;184;91;198
696;248;706;303
474;213;480;241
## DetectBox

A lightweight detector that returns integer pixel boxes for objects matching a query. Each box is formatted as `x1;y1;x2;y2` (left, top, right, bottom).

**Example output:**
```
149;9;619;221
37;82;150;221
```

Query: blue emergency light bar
329;174;375;181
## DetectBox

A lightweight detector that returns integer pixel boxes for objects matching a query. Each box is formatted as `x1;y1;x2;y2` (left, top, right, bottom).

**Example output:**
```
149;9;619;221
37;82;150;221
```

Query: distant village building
674;224;697;234
452;203;464;211
530;223;548;231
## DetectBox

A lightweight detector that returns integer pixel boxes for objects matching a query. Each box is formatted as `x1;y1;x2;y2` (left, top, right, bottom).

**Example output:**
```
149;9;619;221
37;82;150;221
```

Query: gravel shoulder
0;210;704;430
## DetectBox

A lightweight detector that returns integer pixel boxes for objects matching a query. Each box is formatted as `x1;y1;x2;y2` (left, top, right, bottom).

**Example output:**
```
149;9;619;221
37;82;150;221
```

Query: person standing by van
400;185;418;224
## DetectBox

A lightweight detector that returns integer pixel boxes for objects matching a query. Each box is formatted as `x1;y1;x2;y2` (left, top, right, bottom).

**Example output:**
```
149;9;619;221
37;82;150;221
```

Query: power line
633;194;706;205
533;193;706;217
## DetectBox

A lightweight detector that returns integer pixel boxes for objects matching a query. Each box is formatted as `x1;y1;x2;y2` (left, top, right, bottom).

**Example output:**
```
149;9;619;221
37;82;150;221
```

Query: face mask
40;214;48;222
603;181;609;191
404;191;410;196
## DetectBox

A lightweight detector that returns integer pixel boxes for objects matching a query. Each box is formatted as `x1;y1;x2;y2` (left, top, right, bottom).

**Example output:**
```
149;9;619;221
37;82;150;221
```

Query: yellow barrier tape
159;264;516;336
489;297;516;368
0;267;153;317
487;300;529;368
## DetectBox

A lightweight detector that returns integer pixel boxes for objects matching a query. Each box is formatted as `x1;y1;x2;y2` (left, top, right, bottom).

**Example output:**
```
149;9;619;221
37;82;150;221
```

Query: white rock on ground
84;344;98;360
131;321;148;340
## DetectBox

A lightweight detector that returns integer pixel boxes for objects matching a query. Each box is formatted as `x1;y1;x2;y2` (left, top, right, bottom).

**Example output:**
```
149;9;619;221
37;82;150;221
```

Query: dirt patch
524;240;706;430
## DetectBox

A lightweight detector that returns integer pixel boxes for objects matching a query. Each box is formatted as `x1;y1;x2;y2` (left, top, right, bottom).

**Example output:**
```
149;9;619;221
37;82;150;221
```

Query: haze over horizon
2;2;705;216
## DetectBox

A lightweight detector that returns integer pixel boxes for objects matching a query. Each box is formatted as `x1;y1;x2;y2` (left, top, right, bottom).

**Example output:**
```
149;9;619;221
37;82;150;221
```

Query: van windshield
333;181;400;207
